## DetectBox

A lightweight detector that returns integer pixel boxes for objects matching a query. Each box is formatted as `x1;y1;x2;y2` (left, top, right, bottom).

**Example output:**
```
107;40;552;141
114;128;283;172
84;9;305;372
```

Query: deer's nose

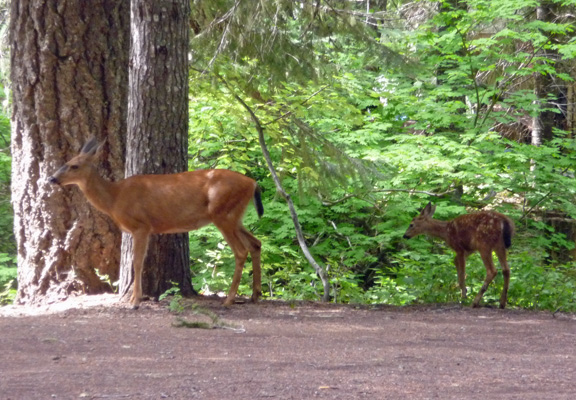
49;176;60;185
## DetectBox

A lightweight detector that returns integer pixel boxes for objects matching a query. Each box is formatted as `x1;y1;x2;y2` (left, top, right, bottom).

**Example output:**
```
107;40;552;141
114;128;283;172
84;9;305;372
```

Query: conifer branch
262;85;329;127
320;188;456;206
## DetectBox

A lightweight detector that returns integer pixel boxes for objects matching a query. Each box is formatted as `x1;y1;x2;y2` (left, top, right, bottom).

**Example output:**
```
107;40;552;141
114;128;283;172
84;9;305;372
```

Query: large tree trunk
119;0;193;300
10;0;129;304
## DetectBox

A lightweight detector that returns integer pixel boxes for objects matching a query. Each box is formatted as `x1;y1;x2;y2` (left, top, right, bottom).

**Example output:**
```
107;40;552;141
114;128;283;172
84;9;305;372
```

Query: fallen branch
170;300;246;333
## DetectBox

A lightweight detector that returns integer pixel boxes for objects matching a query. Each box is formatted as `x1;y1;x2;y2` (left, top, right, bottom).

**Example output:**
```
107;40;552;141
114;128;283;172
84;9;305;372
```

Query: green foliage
0;279;16;305
190;0;382;90
94;268;118;293
1;0;574;312
0;253;17;305
1;13;14;258
0;112;13;255
509;253;576;311
159;282;186;313
185;0;576;313
0;74;16;304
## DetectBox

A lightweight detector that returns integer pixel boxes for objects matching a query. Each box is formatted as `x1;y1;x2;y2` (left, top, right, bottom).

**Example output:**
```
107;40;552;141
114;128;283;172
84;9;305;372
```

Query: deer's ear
80;137;104;157
420;202;431;216
421;202;436;217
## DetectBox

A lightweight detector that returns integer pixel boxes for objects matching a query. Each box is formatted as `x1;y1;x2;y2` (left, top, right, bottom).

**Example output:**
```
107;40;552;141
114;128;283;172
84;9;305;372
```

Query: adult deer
403;202;515;308
49;138;263;309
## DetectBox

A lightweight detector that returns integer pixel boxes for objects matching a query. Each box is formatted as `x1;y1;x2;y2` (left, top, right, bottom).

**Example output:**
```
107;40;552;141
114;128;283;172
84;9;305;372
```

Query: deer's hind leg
214;222;249;307
239;226;262;303
495;246;510;309
473;249;498;308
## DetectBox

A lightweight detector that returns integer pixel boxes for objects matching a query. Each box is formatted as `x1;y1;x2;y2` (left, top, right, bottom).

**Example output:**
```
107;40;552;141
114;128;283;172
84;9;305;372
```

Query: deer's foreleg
454;252;468;300
130;230;150;310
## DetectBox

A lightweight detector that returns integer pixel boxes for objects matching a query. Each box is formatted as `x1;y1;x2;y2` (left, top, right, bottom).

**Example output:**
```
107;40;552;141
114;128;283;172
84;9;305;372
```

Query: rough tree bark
10;0;129;304
119;0;193;300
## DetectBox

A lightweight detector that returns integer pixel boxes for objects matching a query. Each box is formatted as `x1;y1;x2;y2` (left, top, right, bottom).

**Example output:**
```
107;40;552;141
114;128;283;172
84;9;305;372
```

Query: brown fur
403;202;515;308
49;138;263;308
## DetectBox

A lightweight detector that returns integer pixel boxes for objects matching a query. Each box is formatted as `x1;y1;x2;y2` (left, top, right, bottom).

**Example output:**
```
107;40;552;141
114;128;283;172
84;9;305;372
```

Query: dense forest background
1;0;576;311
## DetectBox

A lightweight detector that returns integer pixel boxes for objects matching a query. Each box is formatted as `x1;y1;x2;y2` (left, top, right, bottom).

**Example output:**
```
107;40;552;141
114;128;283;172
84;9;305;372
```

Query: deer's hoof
130;296;141;310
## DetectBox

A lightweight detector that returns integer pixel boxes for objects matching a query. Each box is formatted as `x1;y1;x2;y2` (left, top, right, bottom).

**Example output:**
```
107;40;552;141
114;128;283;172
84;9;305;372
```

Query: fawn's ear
421;202;436;217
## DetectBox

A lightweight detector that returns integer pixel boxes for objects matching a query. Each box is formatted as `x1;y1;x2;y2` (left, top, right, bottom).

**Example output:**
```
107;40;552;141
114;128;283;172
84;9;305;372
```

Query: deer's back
447;211;514;253
111;169;257;234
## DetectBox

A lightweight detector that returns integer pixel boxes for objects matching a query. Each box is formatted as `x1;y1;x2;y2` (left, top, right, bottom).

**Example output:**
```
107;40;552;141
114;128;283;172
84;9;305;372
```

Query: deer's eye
70;165;79;170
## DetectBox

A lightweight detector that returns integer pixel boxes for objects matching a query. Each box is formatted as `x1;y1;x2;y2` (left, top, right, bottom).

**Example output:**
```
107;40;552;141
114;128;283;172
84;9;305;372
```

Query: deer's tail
503;218;514;249
254;185;264;218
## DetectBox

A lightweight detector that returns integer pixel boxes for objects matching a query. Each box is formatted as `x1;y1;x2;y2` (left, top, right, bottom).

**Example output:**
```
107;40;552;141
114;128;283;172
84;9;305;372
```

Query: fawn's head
49;138;102;187
403;202;437;239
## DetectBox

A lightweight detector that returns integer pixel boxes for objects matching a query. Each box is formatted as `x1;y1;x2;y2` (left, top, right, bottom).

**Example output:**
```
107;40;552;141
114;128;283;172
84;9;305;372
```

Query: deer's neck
77;168;118;216
425;219;451;243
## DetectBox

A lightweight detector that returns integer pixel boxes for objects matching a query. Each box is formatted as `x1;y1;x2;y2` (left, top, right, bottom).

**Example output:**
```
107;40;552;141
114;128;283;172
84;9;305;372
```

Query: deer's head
403;202;436;239
49;138;102;187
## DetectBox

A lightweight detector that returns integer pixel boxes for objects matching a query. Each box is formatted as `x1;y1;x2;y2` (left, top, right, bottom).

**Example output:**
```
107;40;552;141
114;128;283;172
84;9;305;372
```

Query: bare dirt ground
1;294;575;400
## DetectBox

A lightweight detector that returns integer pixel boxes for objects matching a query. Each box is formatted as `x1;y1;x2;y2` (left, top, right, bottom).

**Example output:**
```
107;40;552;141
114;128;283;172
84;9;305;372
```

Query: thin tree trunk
566;67;576;138
532;2;557;146
119;0;193;300
10;0;129;304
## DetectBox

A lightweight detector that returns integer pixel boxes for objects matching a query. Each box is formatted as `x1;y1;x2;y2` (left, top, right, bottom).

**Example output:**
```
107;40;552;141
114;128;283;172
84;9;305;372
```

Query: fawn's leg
473;250;498;308
496;247;510;309
454;252;468;299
